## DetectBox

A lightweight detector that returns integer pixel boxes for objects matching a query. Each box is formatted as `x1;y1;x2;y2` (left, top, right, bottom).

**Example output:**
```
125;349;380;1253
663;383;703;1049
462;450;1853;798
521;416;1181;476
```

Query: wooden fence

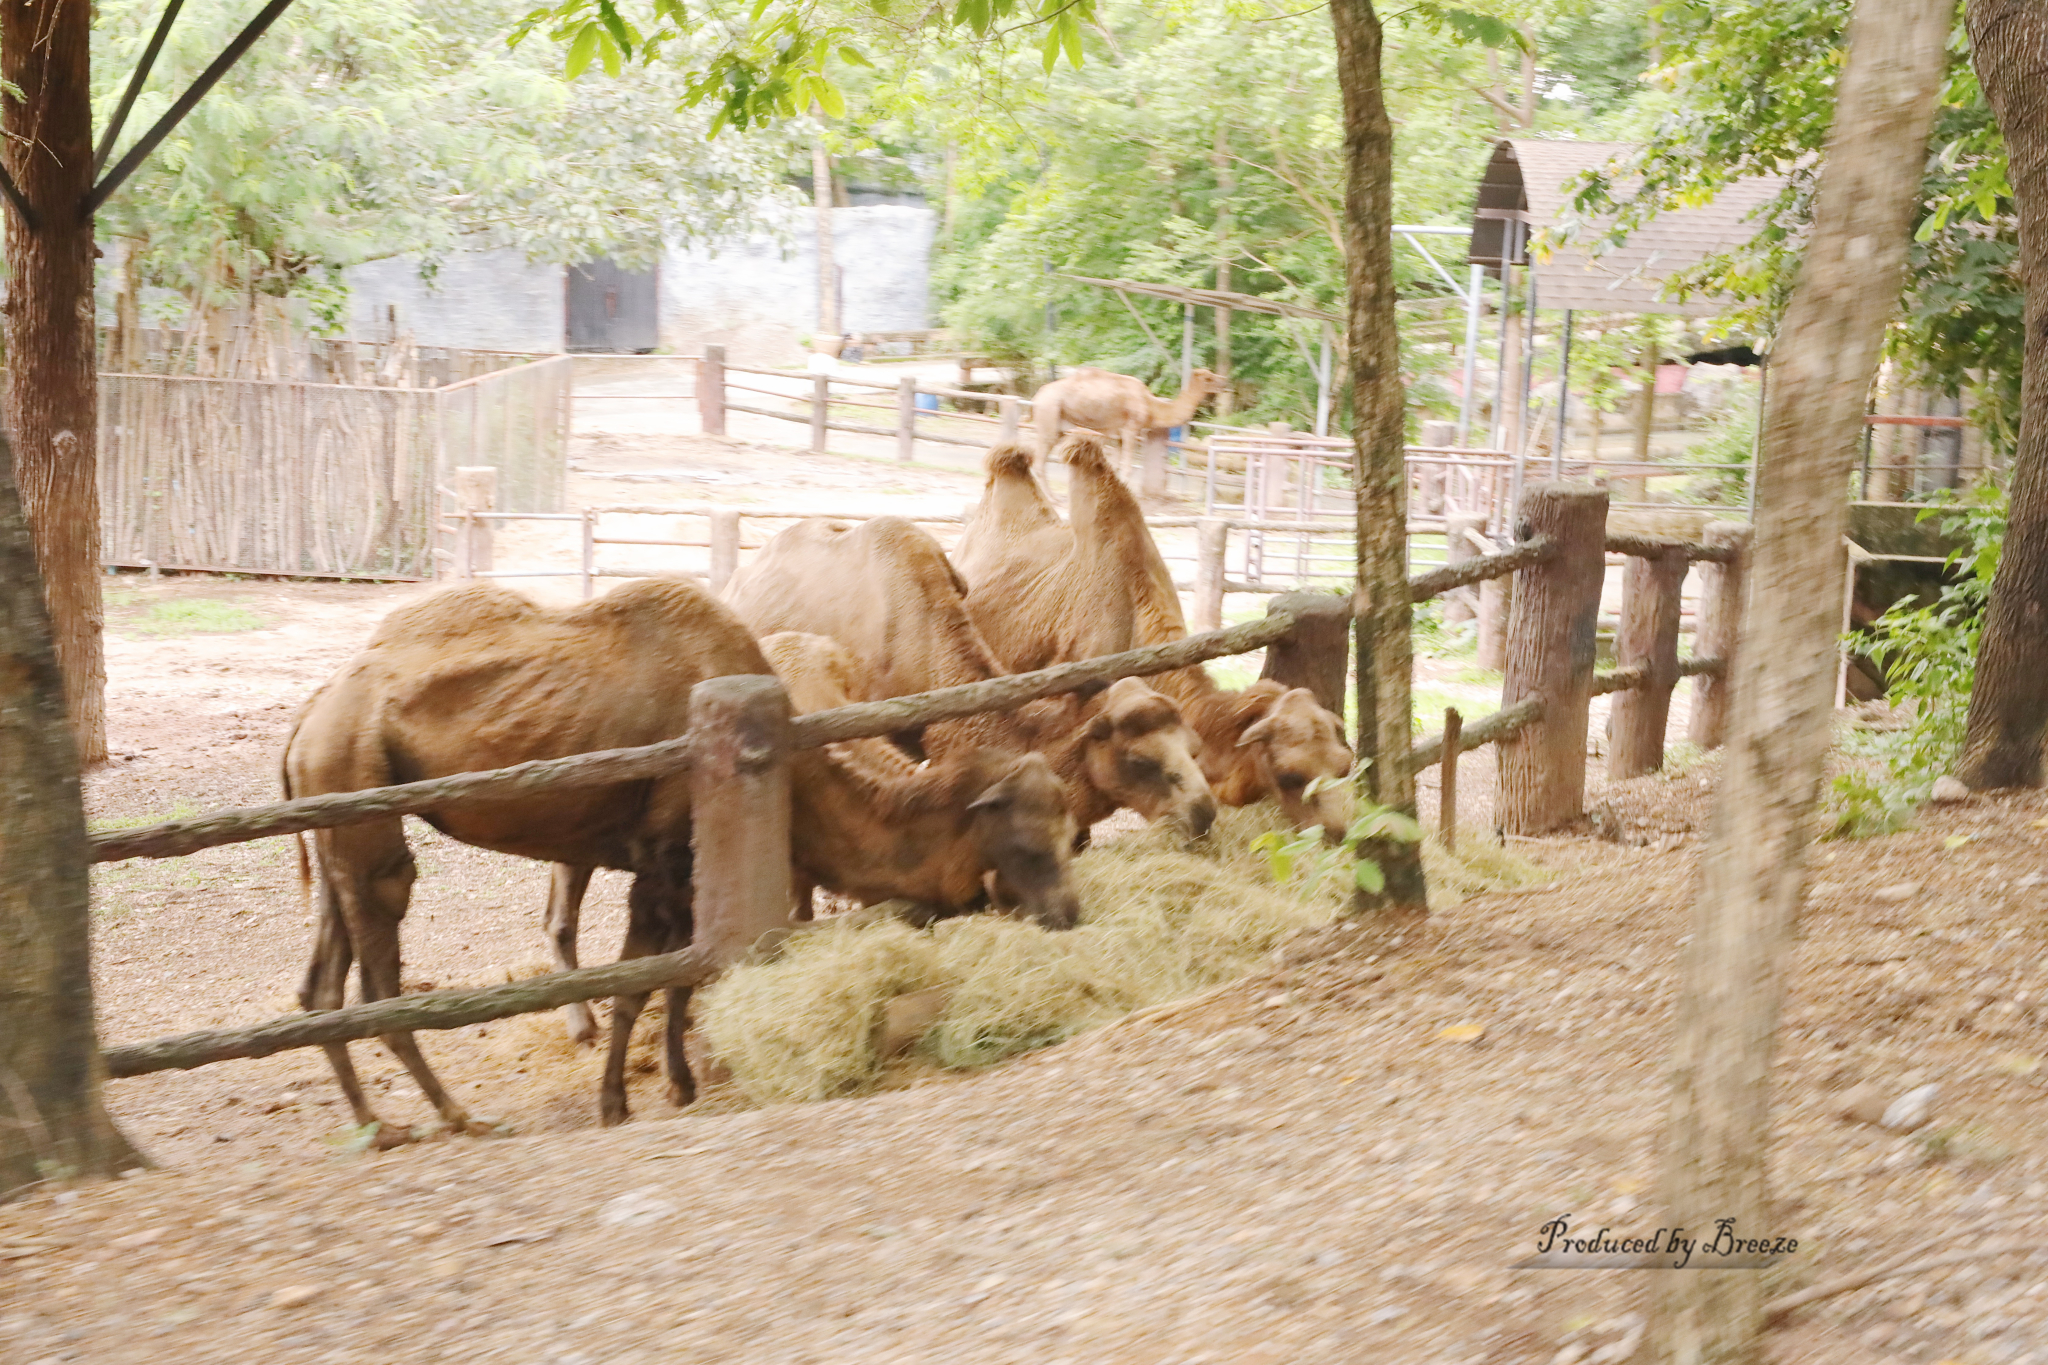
98;353;571;580
87;481;1746;1083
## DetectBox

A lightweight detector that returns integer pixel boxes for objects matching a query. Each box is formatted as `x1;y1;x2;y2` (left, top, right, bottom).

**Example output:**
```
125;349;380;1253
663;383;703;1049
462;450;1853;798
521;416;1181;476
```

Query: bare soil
6;416;2046;1365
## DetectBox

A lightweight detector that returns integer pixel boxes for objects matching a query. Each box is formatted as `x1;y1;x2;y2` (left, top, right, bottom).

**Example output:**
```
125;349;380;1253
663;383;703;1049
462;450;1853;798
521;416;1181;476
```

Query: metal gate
566;259;660;353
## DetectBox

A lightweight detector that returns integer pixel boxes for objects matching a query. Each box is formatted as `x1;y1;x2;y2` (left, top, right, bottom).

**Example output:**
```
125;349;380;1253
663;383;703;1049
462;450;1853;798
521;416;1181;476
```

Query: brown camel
1030;366;1223;478
285;578;1083;1135
954;434;1355;841
723;513;1217;836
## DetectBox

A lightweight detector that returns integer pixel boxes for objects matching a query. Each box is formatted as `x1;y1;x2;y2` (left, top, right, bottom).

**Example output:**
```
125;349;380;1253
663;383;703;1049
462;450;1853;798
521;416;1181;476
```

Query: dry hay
697;806;1549;1106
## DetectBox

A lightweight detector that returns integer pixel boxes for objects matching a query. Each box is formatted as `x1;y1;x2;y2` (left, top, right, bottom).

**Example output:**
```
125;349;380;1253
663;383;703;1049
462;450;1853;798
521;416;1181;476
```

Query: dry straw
697;807;1547;1105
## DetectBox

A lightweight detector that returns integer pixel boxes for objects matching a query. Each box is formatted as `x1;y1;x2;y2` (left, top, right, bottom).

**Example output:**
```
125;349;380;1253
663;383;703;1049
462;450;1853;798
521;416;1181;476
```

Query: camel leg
660;865;697;1111
546;864;598;1046
297;872;388;1141
601;858;694;1125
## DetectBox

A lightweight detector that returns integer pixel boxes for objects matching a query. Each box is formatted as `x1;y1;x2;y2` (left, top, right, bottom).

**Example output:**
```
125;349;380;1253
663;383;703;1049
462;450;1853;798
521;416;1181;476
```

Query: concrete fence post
698;344;726;437
998;395;1021;446
810;374;830;453
1609;544;1688;777
687;675;794;967
454;465;497;578
1443;511;1485;624
896;377;918;463
1140;428;1170;501
1259;591;1352;717
708;509;742;595
1495;481;1609;835
1688;520;1753;749
1193;518;1228;633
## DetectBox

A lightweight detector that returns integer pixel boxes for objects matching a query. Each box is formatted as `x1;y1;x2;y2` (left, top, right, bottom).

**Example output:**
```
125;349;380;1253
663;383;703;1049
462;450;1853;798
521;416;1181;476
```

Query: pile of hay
696;807;1546;1105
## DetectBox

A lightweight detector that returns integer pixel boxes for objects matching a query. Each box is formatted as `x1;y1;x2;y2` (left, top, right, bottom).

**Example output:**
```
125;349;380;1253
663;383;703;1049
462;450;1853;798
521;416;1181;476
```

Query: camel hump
854;516;970;596
761;630;868;711
1053;428;1110;471
367;582;544;649
987;443;1035;479
561;575;764;659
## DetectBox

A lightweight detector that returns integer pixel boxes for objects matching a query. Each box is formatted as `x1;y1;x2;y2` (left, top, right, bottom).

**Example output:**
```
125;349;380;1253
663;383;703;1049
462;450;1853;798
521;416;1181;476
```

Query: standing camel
1030;367;1222;479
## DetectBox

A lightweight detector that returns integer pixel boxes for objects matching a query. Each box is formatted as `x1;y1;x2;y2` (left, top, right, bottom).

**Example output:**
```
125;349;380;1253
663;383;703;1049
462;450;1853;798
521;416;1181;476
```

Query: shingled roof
1466;139;1786;316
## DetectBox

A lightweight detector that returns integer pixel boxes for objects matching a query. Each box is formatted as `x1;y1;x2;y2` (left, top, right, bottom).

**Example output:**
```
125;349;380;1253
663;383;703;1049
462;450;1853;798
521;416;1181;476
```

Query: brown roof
1467;139;1786;316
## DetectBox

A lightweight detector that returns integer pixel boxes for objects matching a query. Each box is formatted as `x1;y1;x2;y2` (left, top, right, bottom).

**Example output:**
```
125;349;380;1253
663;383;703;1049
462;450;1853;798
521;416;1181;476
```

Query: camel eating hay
696;809;1549;1105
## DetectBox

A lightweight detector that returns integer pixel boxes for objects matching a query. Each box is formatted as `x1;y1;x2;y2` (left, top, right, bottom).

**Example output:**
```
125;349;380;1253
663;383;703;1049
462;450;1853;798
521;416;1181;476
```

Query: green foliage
1681;389;1757;505
1252;771;1424;898
1827;486;2003;838
93;0;800;316
120;599;268;636
1558;0;2017;448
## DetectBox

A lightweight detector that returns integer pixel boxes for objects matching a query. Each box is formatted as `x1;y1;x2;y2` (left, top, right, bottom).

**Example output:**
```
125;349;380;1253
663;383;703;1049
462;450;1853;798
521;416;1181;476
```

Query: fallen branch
1607;532;1740;564
103;948;716;1078
1408;696;1545;772
1407;535;1556;603
1593;665;1648;697
1764;1241;2039;1326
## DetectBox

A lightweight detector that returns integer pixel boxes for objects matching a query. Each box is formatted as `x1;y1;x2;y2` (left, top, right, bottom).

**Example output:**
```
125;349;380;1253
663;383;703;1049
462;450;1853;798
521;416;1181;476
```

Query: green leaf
813;78;846;118
598;30;623;78
1353;859;1386;894
1060;12;1084;69
838;45;871;67
564;23;600;79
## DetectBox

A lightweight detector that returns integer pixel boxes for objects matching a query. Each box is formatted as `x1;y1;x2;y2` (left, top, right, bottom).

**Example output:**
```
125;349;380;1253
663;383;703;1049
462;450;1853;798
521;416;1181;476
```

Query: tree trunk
1650;0;1949;1357
1212;125;1235;419
812;134;840;348
1957;0;2048;791
0;429;148;1201
1331;0;1425;916
3;0;106;765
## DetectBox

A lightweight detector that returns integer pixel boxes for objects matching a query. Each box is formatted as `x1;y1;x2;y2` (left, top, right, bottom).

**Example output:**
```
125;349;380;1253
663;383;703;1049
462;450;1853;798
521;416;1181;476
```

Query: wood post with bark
897;377;918;463
708;508;742;594
1332;0;1425;916
811;375;830;454
1957;0;2048;790
1478;569;1512;673
3;0;106;764
1687;521;1752;748
699;345;727;437
1651;0;1950;1356
1444;511;1485;623
1609;544;1687;777
454;466;497;578
812;135;840;354
687;676;796;966
1494;482;1607;834
1259;591;1352;717
1439;708;1461;852
0;429;147;1200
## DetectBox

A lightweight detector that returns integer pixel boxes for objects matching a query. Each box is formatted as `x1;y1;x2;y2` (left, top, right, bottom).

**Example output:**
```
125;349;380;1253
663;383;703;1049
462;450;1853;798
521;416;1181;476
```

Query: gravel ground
8;409;2046;1364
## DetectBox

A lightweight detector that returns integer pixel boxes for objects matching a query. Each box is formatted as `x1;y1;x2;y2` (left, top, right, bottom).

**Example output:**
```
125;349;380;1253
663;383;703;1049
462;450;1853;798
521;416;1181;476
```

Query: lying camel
285;578;1083;1134
723;513;1217;836
1030;366;1223;478
954;434;1355;841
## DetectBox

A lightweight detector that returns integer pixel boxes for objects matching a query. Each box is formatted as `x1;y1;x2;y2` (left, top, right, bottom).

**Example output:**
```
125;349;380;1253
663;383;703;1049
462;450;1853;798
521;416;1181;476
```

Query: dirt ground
5;401;2046;1364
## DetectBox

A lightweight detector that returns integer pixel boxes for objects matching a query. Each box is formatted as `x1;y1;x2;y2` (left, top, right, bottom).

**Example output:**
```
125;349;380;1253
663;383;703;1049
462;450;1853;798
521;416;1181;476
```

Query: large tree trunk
812;135;840;350
0;428;147;1201
1212;125;1235;419
1331;0;1425;916
1651;0;1949;1357
3;0;106;764
1956;0;2048;791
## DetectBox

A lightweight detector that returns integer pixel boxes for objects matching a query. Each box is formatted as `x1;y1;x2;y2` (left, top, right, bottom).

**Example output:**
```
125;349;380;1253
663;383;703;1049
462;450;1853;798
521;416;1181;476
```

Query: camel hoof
368;1121;415;1151
599;1093;630;1128
563;1004;598;1048
665;1080;695;1110
450;1116;502;1139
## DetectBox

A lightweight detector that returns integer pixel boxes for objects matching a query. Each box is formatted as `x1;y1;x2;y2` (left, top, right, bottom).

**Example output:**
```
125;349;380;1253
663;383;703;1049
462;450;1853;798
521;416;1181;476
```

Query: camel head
1238;687;1354;843
1080;676;1217;840
1186;367;1224;397
965;751;1082;930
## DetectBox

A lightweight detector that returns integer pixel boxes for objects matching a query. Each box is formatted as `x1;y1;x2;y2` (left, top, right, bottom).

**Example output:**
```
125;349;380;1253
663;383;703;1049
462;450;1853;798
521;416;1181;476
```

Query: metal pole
1519;269;1539;458
1182;303;1195;388
1746;357;1767;517
1490;221;1518;449
1457;264;1483;447
1553;309;1574;481
1314;325;1333;437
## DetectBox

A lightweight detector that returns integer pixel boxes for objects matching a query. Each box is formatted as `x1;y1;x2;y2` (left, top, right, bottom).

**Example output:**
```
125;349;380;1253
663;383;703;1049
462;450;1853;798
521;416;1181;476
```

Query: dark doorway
566;258;658;353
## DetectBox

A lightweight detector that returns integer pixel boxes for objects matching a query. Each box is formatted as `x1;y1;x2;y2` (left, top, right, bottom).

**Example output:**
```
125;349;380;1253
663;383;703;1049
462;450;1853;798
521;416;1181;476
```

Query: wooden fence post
896;377;918;463
1440;707;1462;852
699;344;726;437
708;509;741;595
810;374;830;453
1495;481;1608;835
580;509;595;600
454;466;497;578
1444;511;1484;623
1477;563;1512;674
998;395;1021;446
1609;544;1687;777
1193;518;1228;633
1260;591;1351;716
1687;520;1752;749
687;675;794;966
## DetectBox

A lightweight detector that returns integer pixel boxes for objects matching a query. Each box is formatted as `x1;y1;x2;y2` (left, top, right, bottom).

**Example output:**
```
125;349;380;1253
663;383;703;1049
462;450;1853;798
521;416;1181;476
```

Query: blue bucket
915;392;940;413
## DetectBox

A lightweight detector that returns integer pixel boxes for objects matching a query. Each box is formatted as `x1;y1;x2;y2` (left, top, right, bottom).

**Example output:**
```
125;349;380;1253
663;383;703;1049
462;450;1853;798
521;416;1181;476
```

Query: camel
723;513;1217;836
285;578;1084;1135
1030;366;1223;479
954;434;1355;842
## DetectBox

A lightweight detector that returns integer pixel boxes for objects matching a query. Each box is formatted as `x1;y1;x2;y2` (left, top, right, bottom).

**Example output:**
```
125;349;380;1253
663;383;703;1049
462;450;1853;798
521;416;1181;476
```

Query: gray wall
333;205;934;362
342;247;564;354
